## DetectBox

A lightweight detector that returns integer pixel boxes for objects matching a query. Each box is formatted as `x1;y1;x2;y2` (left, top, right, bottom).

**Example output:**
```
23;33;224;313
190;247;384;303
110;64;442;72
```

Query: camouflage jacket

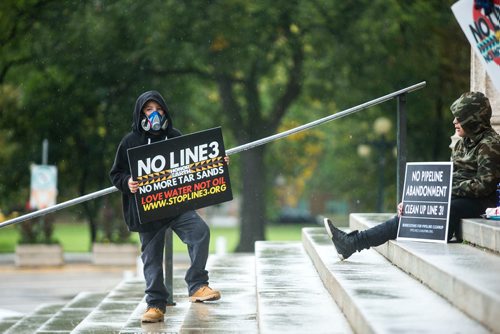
450;93;500;202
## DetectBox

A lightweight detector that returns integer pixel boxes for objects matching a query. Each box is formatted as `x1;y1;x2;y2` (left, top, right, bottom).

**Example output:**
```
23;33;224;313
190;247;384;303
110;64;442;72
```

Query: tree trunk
235;145;267;252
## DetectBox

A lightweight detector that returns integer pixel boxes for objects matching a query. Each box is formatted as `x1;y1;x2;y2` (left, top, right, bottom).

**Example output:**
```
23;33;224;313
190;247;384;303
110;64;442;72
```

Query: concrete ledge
92;243;140;266
350;213;500;333
302;227;489;334
462;218;500;253
15;244;63;267
255;241;352;334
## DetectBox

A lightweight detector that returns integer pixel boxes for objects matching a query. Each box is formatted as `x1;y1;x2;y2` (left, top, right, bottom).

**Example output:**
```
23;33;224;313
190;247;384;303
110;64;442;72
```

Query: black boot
324;217;399;260
324;218;366;260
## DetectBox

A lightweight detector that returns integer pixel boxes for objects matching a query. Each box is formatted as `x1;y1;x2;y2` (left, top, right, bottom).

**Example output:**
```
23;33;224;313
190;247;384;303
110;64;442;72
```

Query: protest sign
451;0;500;91
127;127;232;224
397;162;453;243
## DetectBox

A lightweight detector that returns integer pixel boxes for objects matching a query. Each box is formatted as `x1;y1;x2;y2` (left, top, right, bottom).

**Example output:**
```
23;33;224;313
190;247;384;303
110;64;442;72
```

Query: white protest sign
451;0;500;91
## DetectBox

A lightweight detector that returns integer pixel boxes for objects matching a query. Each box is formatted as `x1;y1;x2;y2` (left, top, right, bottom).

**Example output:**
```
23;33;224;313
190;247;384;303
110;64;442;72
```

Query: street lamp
358;117;393;212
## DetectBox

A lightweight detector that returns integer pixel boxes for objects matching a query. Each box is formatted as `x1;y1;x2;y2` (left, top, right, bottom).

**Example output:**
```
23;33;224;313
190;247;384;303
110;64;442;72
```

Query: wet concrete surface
179;254;258;333
0;262;133;317
62;254;257;333
2;224;496;333
351;213;500;332
255;241;352;334
302;227;490;334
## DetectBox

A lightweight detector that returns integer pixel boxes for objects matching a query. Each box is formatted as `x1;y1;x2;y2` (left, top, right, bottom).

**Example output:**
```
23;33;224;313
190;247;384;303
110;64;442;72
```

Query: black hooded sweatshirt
109;91;182;232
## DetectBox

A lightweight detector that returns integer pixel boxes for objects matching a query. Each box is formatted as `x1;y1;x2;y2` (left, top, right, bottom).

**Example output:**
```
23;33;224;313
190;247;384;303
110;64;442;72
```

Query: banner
452;0;500;91
29;164;58;210
397;162;453;243
127;127;233;224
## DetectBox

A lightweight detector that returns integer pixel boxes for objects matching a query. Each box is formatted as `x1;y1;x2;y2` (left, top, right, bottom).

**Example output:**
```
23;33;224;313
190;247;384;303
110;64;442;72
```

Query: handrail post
397;93;407;203
164;227;176;306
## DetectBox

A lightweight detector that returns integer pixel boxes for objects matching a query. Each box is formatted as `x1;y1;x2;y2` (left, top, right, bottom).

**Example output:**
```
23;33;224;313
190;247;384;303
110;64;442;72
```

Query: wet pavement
0;260;134;317
72;254;258;333
255;242;352;334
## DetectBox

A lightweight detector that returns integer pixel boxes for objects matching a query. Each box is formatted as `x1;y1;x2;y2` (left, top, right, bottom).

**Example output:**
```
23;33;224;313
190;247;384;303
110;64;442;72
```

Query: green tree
167;1;307;251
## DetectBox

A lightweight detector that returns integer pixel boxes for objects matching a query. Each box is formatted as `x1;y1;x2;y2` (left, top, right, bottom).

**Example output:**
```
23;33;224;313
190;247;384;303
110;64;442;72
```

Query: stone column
470;50;500;133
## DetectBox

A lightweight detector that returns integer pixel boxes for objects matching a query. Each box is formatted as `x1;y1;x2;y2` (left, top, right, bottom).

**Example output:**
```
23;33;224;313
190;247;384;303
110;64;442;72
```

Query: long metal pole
165;227;176;306
0;81;425;229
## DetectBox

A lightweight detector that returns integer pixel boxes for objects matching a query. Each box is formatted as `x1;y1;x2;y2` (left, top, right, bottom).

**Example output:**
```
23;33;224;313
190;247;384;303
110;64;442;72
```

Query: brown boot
141;306;165;323
189;285;221;302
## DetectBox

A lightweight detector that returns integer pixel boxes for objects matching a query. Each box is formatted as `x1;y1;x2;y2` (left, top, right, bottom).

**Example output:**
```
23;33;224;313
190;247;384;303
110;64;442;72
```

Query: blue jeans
139;210;210;310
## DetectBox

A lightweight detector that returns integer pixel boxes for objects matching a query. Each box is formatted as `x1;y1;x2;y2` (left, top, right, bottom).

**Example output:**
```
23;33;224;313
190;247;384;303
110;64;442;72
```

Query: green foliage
0;0;471;247
97;195;131;244
18;214;58;244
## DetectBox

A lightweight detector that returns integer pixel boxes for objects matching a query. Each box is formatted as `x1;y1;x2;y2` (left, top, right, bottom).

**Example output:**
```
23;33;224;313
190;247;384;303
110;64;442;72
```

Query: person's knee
195;221;210;241
187;218;210;244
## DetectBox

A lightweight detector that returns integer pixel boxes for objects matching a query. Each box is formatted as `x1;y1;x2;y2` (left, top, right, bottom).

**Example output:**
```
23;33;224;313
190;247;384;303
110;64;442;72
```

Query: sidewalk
0;253;136;318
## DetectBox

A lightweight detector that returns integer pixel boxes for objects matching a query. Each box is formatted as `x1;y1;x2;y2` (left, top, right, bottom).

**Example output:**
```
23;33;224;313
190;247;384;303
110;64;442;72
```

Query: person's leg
324;215;399;260
448;197;488;242
170;210;219;301
139;224;169;313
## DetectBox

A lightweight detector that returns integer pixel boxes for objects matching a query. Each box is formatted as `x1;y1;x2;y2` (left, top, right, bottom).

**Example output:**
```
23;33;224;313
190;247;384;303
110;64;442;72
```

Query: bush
18;213;58;244
97;196;131;243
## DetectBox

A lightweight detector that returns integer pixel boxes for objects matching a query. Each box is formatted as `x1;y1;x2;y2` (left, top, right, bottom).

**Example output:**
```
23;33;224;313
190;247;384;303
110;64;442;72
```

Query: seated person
324;91;500;260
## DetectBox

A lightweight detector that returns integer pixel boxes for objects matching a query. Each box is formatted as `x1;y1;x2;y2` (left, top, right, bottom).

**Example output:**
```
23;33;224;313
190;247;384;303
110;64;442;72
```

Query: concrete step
179;254;258;333
4;303;65;334
350;213;500;333
255;241;353;334
70;279;145;333
302;227;490;333
119;268;192;333
35;292;107;334
0;314;23;334
73;253;257;333
462;218;500;253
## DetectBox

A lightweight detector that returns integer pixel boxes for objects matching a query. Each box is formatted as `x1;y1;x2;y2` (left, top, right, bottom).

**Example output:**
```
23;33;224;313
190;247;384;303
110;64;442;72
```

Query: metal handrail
0;81;426;229
226;81;425;155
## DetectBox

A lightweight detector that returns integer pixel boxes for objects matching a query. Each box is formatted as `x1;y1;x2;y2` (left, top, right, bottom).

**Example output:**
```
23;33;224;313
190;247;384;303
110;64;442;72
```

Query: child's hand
128;177;139;193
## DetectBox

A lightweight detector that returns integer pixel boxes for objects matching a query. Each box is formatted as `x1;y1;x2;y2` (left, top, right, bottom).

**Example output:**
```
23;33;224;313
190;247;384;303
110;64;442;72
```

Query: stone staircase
0;214;498;333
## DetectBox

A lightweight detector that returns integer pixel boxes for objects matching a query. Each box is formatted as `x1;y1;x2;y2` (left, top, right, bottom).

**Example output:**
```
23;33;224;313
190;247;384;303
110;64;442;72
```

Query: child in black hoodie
110;91;220;323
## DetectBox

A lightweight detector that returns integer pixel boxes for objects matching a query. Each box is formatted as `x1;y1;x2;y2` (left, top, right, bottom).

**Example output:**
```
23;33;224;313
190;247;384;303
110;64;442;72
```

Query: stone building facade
471;51;500;133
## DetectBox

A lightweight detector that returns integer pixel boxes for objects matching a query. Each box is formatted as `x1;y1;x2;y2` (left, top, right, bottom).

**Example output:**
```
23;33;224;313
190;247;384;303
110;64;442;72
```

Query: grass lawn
0;221;325;254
